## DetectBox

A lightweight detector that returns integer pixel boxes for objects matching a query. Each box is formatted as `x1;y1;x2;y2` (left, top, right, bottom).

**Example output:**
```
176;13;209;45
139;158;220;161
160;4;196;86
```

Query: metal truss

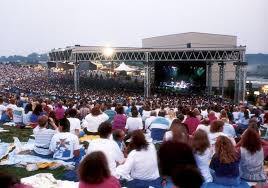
49;47;245;63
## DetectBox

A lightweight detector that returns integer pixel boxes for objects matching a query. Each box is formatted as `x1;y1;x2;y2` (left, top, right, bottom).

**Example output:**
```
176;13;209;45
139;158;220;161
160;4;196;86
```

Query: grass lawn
0;125;66;179
0;125;33;143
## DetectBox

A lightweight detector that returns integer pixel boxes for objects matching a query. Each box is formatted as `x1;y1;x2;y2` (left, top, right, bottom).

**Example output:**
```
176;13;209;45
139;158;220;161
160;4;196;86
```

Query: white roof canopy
114;62;136;72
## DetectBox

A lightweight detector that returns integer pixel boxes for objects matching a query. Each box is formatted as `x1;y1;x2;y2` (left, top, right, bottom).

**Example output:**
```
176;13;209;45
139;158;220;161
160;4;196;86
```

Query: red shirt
79;176;121;188
184;117;200;135
264;112;268;124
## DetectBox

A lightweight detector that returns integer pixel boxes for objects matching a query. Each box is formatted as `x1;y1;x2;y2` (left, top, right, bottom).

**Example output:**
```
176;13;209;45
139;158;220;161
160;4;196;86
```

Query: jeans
120;177;162;188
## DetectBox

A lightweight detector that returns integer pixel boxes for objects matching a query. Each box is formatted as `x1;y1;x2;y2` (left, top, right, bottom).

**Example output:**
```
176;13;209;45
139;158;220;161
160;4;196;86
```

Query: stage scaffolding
49;46;247;103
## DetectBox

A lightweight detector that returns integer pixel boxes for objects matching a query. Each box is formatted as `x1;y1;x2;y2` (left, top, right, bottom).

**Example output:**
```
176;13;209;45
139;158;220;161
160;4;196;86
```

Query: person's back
150;110;170;141
104;107;116;124
68;117;81;136
50;132;80;160
33;116;57;157
87;122;124;177
112;114;127;130
125;116;143;133
117;143;159;180
184;116;200;135
240;147;266;182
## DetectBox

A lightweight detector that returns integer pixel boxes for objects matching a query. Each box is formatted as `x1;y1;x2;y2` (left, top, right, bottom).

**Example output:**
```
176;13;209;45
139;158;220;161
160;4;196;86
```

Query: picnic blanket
0;138;75;171
21;173;79;188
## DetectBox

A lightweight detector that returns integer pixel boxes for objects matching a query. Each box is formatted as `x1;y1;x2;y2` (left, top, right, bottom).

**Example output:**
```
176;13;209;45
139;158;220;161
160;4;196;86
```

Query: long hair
241;128;262;154
129;130;149;151
170;120;189;143
192;129;210;155
33;104;43;115
78;151;110;184
215;136;238;164
210;120;224;133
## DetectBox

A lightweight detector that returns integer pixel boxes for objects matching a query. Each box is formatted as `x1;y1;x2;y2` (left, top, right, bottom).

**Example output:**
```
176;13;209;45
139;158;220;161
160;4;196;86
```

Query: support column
218;62;225;98
144;52;150;98
206;62;212;96
74;54;79;93
234;62;247;103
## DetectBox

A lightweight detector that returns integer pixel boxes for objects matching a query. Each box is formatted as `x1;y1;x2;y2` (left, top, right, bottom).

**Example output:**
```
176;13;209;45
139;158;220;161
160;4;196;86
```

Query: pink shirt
79;176;121;188
184;117;200;135
55;107;65;120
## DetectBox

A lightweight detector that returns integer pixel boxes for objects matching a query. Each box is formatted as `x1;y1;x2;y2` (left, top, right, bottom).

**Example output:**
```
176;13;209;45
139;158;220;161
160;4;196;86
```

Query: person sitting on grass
50;118;83;165
78;151;121;188
33;115;58;158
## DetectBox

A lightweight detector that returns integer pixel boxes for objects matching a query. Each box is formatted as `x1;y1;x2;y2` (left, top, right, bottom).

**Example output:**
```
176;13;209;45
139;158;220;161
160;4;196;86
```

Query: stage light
103;47;114;57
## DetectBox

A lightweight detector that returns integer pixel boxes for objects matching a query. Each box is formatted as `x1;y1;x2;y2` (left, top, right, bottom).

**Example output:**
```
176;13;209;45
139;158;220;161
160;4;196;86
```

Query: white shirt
116;143;159;181
67;117;81;135
6;104;17;111
208;132;236;146
163;131;173;141
125;117;143;133
33;126;57;155
23;111;32;125
87;138;125;177
201;110;208;118
13;107;24;123
196;124;210;134
49;132;80;160
83;113;109;133
142;110;151;121
194;148;213;182
0;104;6;118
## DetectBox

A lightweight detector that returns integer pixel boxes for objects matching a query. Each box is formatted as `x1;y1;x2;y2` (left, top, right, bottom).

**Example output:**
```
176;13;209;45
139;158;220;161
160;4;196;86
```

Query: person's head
215;136;238;164
24;103;32;114
158;141;203;188
115;105;124;114
113;129;125;142
59;118;70;132
187;111;196;118
131;108;139;117
129;130;149;151
241;128;261;154
193;108;200;116
91;106;102;116
38;115;48;128
78;151;110;184
192;129;210;155
158;110;166;117
220;109;228;119
0;172;20;188
150;110;157;117
33;103;43;115
248;120;259;133
200;118;210;126
168;109;176;119
210;120;224;133
68;109;77;118
177;113;185;122
0;97;3;104
9;98;16;105
98;122;112;138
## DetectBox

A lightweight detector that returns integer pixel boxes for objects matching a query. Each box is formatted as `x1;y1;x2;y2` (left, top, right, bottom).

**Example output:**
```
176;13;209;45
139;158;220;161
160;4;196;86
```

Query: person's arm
114;141;125;165
49;135;56;153
73;136;80;157
49;117;58;131
116;151;134;178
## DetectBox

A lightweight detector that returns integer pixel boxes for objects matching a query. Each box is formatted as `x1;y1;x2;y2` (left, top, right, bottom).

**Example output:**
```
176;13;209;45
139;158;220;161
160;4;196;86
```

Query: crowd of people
1;63;268;188
1;92;268;188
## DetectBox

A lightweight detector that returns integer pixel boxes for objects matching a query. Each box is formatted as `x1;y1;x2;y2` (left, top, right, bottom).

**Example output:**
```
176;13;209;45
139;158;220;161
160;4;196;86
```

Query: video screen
155;62;206;94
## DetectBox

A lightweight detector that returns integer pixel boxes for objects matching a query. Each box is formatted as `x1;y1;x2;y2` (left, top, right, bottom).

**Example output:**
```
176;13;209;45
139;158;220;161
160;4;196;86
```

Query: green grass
0;165;66;179
0;125;66;179
0;125;33;143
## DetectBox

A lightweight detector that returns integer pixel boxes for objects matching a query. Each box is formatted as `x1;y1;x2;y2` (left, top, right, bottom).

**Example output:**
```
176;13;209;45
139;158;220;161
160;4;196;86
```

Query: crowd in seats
1;64;268;187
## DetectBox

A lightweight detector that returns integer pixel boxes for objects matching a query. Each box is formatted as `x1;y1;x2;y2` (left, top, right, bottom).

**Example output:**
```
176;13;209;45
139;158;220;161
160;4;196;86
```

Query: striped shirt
33;126;57;155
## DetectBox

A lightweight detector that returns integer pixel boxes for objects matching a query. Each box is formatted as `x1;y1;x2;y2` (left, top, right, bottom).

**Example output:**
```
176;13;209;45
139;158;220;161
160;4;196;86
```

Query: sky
0;0;267;56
